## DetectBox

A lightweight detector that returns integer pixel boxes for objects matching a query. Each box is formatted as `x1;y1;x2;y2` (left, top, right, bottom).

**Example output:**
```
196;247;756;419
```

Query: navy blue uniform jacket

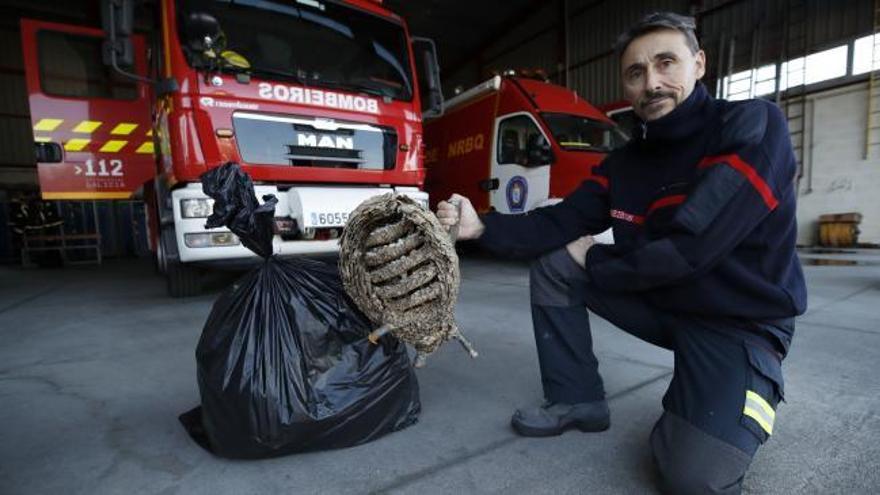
479;83;807;347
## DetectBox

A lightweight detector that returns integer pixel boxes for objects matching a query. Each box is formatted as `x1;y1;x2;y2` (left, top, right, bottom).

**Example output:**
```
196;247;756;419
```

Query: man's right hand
436;194;485;241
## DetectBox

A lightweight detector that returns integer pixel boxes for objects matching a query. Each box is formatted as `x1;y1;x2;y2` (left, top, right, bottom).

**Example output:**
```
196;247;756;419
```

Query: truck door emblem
506;176;528;213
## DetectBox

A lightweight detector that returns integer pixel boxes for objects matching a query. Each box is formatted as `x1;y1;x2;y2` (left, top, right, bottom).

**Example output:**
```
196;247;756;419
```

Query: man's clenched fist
436;194;485;241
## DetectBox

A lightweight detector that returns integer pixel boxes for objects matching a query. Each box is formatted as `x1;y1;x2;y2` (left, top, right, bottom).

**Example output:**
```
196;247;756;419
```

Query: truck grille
233;112;397;170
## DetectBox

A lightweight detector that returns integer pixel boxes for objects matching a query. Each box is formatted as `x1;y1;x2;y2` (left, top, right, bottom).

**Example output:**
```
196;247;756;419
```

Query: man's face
620;29;706;121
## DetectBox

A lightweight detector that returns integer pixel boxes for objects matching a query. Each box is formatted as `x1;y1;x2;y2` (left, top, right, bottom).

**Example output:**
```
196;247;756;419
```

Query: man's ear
695;49;706;79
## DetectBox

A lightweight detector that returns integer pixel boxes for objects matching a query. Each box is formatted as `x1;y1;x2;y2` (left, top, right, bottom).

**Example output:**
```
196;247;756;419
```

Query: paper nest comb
339;193;478;367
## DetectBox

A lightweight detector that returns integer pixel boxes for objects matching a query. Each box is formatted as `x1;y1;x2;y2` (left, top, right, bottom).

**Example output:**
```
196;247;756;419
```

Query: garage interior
1;0;879;493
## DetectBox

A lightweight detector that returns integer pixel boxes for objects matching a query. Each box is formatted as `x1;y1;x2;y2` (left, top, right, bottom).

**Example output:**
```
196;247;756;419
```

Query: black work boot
511;400;610;437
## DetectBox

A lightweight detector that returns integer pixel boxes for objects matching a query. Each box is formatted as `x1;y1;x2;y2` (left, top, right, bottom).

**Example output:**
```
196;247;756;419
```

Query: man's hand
565;235;596;269
436;194;485;241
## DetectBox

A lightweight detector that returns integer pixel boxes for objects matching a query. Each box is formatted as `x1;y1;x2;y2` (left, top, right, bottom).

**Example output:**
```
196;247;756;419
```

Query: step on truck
22;0;443;296
423;74;626;242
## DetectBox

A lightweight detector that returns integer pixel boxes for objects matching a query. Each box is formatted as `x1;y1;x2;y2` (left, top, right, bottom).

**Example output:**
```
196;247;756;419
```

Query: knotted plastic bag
180;163;420;459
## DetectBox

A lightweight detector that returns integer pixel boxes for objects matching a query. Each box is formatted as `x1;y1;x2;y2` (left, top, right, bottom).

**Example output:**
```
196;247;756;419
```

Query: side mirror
412;37;443;118
185;12;222;53
526;135;554;167
35;142;63;163
101;0;134;67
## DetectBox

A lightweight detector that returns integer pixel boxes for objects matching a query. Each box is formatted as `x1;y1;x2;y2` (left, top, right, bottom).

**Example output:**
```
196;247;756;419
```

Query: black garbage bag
180;162;420;459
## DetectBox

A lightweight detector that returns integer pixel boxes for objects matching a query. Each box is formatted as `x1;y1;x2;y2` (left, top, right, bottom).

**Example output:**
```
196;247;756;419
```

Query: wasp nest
339;193;478;367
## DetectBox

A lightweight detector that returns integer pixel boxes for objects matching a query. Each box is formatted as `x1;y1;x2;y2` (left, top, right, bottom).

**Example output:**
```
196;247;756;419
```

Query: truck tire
159;226;201;297
155;227;167;275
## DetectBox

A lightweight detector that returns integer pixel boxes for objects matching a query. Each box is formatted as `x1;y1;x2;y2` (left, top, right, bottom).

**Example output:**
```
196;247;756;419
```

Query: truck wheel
145;183;163;274
159;226;201;297
155;229;167;274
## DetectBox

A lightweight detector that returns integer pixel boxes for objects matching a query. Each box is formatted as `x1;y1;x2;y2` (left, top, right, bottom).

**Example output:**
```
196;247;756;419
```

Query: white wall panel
795;82;880;244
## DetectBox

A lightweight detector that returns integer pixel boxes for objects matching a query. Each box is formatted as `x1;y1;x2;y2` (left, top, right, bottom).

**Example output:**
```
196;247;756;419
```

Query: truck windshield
178;0;413;101
541;113;628;152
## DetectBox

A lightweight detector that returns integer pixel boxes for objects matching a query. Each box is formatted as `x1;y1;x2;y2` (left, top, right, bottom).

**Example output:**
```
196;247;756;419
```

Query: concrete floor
1;250;879;494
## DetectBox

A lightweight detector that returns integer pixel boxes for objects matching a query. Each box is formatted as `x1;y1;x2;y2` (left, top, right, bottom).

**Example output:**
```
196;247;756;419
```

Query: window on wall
784;45;849;87
753;64;777;96
809;47;849;84
497;115;547;166
721;42;852;100
725;69;753;100
779;57;805;90
38;30;137;100
853;33;880;75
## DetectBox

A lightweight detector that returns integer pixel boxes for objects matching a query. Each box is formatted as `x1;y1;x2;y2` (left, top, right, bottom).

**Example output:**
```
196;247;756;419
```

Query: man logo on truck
297;133;355;150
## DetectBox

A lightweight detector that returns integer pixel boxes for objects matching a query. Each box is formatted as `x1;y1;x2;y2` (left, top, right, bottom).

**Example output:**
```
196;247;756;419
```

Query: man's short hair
614;12;700;58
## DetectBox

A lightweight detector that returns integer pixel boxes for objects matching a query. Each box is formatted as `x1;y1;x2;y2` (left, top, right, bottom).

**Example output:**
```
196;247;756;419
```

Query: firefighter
437;12;806;494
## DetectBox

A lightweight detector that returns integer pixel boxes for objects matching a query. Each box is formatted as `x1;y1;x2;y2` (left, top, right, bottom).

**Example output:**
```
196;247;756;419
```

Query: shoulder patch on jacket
718;100;769;151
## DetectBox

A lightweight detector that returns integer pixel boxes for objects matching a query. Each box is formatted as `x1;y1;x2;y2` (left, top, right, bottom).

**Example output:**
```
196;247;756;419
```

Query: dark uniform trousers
530;247;786;495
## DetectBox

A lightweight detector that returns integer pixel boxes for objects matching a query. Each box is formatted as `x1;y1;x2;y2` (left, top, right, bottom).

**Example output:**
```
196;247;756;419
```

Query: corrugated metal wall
482;4;559;76
443;0;874;107
444;3;560;92
0;22;38;188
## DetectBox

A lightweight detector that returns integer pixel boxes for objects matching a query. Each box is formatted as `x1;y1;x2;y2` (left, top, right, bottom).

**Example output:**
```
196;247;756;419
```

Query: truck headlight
180;198;215;218
184;232;241;248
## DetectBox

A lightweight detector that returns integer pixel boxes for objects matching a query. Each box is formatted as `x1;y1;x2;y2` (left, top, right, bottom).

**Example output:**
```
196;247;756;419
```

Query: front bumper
172;183;427;263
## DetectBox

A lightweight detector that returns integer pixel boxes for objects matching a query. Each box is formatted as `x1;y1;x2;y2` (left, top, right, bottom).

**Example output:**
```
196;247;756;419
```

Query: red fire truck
22;0;443;296
423;75;625;226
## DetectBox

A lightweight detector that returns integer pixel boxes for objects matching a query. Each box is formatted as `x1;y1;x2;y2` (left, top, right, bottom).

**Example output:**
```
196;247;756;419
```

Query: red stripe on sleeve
646;194;687;215
698;154;779;210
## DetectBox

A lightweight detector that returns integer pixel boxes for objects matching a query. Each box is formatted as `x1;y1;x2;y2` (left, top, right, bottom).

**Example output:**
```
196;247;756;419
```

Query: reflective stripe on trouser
743;390;775;435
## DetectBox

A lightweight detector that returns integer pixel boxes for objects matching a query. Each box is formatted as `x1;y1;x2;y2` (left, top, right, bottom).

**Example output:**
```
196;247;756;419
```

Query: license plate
310;211;350;227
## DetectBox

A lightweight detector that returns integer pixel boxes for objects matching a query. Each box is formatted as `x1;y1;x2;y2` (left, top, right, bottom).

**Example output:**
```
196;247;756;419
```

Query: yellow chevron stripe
100;140;128;152
111;123;138;135
146;129;153;136
64;139;90;151
34;118;63;131
72;120;102;133
135;142;154;154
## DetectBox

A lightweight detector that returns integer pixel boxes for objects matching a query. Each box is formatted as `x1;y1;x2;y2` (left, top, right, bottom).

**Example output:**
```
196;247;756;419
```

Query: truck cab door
20;19;154;200
490;112;552;213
